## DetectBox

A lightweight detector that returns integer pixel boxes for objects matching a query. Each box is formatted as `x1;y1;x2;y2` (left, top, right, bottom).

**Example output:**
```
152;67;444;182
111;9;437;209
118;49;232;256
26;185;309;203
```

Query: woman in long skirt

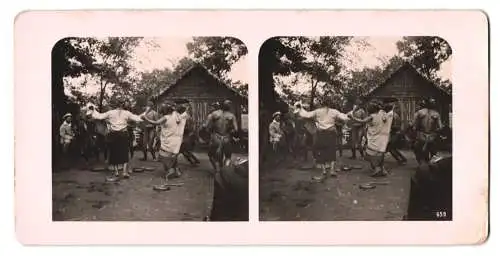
142;102;185;190
86;98;145;181
293;96;350;181
348;101;393;177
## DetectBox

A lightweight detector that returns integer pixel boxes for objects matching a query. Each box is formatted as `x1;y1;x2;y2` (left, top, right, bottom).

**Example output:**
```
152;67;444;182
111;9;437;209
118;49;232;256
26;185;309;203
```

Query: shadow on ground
52;152;246;221
259;150;416;221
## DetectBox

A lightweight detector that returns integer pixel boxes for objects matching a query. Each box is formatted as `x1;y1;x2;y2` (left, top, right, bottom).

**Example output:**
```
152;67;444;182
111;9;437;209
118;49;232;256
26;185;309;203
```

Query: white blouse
90;109;143;132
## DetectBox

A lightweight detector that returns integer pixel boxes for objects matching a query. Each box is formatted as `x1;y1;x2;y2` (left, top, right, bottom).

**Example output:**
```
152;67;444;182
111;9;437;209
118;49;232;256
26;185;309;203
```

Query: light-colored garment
365;110;393;155
269;120;283;143
90;109;143;132
295;107;349;131
171;111;189;153
158;112;182;155
59;121;74;145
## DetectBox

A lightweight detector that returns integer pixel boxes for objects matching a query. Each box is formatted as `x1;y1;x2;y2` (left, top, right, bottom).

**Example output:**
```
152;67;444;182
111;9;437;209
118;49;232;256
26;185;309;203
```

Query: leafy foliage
55;37;143;111
186;37;248;97
258;37;308;112
397;36;452;91
260;37;354;111
187;37;248;78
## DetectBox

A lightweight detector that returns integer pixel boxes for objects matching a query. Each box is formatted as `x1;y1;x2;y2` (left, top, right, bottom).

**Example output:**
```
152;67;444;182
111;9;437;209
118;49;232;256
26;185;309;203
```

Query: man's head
222;99;232;111
383;98;397;112
418;99;427;109
110;96;127;109
146;100;155;109
122;100;132;111
427;97;437;109
366;101;380;114
319;93;336;108
63;113;72;123
160;102;175;115
176;99;190;113
383;103;394;113
272;111;282;121
176;103;188;113
354;98;363;107
210;102;221;112
312;97;320;107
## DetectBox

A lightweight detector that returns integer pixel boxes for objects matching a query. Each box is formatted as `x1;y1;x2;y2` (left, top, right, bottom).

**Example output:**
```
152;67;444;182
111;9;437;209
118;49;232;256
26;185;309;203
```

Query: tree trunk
309;79;318;108
98;81;107;112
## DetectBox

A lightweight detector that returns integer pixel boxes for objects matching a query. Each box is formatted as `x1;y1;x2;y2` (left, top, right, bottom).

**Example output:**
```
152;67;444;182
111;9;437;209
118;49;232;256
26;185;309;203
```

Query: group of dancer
269;94;445;182
59;96;239;191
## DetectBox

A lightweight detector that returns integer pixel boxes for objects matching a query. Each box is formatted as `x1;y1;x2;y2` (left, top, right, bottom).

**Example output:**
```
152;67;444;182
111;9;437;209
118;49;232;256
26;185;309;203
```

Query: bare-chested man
140;101;160;161
347;98;367;159
412;97;443;169
204;100;239;173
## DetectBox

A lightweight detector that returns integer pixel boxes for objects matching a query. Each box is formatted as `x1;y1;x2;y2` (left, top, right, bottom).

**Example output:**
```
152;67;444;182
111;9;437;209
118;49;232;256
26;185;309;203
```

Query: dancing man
347;98;367;159
204;100;238;173
140;100;160;161
412;98;443;169
293;95;350;181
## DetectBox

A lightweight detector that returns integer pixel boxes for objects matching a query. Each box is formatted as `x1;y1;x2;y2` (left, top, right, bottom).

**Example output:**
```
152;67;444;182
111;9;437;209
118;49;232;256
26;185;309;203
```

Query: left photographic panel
51;37;249;221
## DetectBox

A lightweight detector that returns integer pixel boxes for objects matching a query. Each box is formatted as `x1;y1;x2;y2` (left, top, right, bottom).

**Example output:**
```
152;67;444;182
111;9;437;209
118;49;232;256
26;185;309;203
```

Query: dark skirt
107;130;130;165
314;129;337;163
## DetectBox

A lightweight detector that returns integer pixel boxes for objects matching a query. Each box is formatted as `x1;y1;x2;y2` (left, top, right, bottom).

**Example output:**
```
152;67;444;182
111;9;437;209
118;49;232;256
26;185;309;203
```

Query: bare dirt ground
52;151;246;221
259;150;416;221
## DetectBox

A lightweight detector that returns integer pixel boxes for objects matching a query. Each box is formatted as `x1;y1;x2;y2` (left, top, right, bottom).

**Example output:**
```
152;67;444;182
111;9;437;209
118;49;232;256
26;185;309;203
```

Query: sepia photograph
51;36;249;221
15;10;488;245
259;36;453;221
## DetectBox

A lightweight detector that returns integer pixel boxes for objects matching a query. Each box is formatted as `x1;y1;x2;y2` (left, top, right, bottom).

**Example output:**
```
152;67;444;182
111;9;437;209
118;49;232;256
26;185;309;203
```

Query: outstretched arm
89;108;110;121
295;108;316;119
143;115;167;125
335;110;351;123
348;112;373;124
125;110;144;123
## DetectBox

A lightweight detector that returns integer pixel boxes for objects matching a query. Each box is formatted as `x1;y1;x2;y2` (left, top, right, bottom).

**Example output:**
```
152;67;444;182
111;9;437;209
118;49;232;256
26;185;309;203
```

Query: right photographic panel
259;36;452;221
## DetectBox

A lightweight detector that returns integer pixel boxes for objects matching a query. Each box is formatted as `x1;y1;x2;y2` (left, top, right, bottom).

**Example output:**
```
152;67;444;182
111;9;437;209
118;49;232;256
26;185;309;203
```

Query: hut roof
150;62;247;102
364;62;451;100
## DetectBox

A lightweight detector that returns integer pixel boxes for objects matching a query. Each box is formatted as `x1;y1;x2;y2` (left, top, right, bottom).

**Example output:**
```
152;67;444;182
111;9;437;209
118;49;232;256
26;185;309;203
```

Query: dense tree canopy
187;37;248;79
263;36;453;112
